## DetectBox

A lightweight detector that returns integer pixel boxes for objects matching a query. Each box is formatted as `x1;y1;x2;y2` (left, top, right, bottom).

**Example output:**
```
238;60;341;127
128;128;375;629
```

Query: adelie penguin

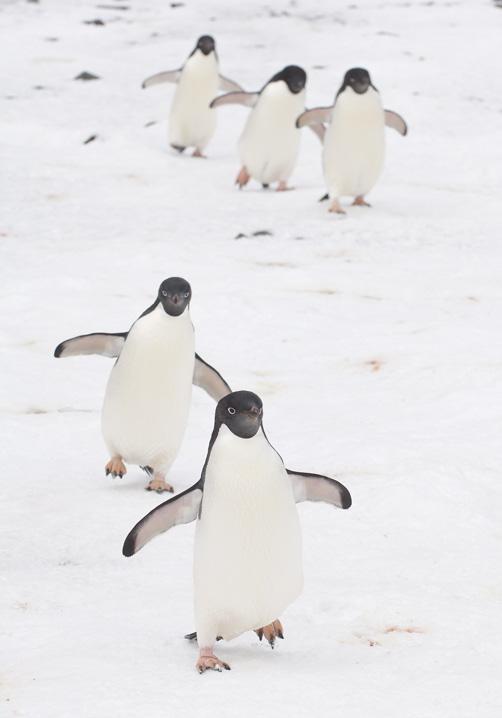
296;68;408;213
123;390;352;673
54;278;231;494
211;65;318;191
142;35;243;157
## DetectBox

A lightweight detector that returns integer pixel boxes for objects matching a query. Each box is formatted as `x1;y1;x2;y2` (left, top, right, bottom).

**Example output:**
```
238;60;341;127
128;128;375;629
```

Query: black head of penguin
194;35;216;56
337;67;376;97
216;391;263;439
157;277;191;317
268;65;307;94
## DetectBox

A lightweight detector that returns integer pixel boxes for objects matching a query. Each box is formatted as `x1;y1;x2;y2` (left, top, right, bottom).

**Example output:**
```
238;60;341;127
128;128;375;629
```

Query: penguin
54;278;231;494
211;65;318;191
123;390;352;673
296;68;407;213
142;35;243;157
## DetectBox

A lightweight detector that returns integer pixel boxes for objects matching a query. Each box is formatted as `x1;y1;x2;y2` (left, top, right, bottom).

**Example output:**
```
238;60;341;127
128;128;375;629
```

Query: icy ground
1;0;502;716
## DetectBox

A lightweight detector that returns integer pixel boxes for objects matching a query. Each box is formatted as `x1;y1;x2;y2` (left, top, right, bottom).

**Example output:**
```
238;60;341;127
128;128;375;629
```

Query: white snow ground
1;0;502;715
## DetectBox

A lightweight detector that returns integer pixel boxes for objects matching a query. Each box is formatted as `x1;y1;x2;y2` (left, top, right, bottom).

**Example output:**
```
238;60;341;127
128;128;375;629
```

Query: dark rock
83;134;98;144
74;71;100;81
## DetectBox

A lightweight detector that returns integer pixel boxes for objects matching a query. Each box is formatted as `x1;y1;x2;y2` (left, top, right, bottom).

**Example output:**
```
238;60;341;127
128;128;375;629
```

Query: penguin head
157;277;191;317
217;391;263;439
339;67;374;96
269;65;307;94
194;35;216;56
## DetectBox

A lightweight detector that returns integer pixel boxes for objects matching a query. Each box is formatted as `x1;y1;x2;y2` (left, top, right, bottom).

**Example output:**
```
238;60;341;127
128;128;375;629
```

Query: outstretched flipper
142;69;182;89
210;91;259;109
219;75;244;93
193;354;231;401
54;332;127;358
123;481;203;556
296;106;333;129
287;469;352;509
384;110;408;136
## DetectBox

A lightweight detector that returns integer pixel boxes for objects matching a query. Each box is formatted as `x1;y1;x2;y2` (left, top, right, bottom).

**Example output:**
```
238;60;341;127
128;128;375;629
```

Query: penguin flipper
296;106;332;129
218;75;244;93
193;354;231;401
308;123;326;143
384;110;408;136
142;69;182;89
287;469;352;510
54;332;127;358
123;482;203;556
210;91;259;109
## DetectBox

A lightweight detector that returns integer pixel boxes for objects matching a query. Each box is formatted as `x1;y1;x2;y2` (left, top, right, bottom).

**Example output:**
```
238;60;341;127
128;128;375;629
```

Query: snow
1;0;502;715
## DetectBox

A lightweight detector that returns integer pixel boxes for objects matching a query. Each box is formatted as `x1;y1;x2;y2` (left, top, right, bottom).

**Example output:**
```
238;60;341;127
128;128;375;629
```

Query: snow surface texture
1;0;502;716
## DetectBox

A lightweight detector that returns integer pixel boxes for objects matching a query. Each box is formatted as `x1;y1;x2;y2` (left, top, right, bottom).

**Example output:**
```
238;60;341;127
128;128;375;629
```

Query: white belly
102;305;195;472
194;426;303;645
323;87;385;198
238;84;304;184
169;53;219;149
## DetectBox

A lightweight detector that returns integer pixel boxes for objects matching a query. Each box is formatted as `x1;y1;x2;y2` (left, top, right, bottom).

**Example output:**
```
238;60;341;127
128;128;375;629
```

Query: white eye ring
184;292;190;298
227;407;236;415
161;290;168;297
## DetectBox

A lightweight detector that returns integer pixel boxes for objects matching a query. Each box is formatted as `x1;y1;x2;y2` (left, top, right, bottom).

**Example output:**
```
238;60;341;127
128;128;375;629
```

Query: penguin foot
235;166;250;189
255;619;284;648
352;195;371;207
276;181;292;192
145;476;174;494
105;457;127;478
328;199;346;214
196;650;231;674
192;148;206;158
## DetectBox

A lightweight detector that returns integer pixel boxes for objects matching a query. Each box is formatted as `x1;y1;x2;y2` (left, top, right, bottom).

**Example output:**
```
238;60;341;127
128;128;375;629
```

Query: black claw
145;486;152;491
278;630;284;639
105;469;110;476
224;663;231;671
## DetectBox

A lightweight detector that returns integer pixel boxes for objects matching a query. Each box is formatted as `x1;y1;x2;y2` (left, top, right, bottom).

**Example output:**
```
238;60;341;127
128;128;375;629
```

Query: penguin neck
205;424;284;490
336;86;382;115
130;302;194;343
260;82;305;113
184;49;218;78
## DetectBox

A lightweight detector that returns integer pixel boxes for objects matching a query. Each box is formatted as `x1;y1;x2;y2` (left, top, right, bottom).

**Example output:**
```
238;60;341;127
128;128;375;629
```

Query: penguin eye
184;292;190;298
161;290;168;297
227;407;236;415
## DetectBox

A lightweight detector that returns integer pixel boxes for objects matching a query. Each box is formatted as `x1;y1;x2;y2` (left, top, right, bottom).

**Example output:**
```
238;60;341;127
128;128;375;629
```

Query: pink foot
352;195;371;207
235;166;250;189
192;148;206;158
145;473;173;494
105;456;126;478
196;648;231;674
328;198;346;214
255;619;284;648
276;181;292;192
